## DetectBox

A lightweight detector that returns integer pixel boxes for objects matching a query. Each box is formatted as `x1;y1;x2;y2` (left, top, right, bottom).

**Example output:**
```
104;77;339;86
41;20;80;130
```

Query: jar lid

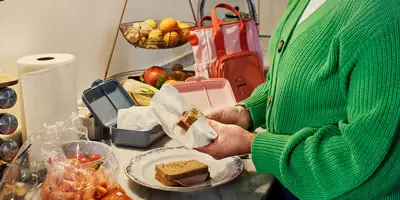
0;140;19;162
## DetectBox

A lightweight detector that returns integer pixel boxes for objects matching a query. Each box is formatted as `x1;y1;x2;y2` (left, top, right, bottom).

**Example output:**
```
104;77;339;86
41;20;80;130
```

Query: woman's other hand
195;120;255;160
206;106;252;130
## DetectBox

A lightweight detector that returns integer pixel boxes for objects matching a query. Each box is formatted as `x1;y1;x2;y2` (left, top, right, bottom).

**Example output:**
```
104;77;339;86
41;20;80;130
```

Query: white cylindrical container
17;54;77;140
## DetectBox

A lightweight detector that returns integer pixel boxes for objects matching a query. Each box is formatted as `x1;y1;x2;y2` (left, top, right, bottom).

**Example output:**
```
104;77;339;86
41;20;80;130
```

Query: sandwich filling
176;108;202;131
174;173;210;187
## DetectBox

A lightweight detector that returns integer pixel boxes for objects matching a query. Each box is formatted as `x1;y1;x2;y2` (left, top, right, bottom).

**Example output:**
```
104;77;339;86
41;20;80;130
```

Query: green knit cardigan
241;0;400;199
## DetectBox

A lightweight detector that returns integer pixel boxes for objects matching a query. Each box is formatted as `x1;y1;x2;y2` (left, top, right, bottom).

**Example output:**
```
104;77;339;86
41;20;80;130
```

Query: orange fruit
160;18;178;32
178;23;191;42
163;31;180;47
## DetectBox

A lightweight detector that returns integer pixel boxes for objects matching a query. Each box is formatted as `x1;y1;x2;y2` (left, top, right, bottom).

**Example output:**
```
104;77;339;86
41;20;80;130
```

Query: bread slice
155;160;209;181
155;172;181;187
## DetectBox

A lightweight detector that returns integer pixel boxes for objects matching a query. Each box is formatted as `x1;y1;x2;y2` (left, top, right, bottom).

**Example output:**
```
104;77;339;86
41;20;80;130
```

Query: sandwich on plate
155;160;210;187
176;108;203;131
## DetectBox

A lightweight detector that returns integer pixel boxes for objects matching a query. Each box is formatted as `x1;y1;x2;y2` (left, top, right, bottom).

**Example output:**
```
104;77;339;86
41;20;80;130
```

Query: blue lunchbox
82;79;164;148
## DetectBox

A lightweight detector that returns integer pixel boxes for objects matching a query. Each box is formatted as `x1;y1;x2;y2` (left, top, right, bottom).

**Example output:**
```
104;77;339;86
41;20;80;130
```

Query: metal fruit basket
120;20;196;49
104;0;198;79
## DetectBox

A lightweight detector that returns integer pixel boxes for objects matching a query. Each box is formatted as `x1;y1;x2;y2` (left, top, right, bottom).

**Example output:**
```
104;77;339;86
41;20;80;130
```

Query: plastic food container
172;76;237;112
82;79;164;148
0;114;120;200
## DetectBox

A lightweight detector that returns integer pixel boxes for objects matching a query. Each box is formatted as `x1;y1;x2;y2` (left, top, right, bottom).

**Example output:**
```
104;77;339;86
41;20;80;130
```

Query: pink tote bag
188;3;265;102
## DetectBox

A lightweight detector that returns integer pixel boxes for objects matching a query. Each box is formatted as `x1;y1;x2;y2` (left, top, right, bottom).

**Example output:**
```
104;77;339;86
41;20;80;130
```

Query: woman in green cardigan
196;0;400;199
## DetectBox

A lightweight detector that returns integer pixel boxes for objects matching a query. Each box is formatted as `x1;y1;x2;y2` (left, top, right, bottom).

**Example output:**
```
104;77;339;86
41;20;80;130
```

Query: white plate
125;146;244;192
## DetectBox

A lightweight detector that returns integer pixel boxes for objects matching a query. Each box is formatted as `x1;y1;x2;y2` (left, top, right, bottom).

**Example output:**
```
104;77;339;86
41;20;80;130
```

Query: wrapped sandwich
176;108;204;131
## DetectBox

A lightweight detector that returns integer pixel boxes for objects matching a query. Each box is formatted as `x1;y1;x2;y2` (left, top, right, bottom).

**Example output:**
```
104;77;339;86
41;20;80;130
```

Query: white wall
257;0;288;36
0;0;124;94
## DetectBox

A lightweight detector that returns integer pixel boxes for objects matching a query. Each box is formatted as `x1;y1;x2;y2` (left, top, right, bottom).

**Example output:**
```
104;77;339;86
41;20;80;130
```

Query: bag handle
199;16;212;26
211;3;249;58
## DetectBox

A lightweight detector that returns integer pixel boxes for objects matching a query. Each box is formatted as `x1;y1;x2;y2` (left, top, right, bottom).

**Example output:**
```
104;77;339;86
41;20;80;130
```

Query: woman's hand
206;106;252;130
195;120;255;160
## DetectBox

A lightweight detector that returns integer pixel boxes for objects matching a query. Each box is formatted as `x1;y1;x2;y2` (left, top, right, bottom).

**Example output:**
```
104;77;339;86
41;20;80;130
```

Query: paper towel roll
17;54;77;139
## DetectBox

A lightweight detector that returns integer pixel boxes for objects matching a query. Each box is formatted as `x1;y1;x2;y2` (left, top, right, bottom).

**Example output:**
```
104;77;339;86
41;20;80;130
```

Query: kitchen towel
17;54;77;140
117;84;218;148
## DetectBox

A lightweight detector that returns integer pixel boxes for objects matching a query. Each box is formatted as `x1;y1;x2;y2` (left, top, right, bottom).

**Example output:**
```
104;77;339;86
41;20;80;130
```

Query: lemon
163;80;177;85
132;22;141;30
178;23;191;42
125;29;140;43
163;31;180;47
139;22;153;37
148;29;163;41
144;19;157;29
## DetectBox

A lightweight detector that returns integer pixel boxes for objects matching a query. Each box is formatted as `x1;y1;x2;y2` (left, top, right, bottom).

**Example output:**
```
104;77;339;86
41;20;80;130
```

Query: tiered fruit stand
103;0;198;80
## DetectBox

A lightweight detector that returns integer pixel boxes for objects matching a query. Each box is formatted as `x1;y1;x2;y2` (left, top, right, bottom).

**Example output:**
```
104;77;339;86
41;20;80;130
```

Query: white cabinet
256;0;288;36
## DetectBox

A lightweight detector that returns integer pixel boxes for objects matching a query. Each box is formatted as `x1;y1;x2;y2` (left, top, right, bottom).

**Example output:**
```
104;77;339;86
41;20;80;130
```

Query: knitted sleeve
251;22;400;199
239;72;271;129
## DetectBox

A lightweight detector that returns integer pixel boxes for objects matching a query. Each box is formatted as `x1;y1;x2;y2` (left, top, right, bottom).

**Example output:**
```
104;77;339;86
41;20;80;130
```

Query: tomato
88;154;102;162
47;155;63;164
70;153;86;160
79;157;89;163
143;66;166;87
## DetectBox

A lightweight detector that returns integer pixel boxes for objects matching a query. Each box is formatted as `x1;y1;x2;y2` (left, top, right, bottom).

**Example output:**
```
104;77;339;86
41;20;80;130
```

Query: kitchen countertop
116;136;274;200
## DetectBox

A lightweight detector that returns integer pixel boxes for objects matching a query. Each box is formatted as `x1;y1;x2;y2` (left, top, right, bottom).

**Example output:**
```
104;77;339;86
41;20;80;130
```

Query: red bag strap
199;16;212;26
211;3;249;58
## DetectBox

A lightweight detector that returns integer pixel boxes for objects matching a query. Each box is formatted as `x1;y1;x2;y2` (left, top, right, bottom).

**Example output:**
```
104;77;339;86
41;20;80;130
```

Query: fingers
194;144;213;156
194;145;210;154
206;108;224;121
208;119;223;130
207;107;239;125
194;146;224;160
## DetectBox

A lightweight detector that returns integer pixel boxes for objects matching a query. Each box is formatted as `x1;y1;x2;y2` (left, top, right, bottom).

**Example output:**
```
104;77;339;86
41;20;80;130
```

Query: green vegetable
155;75;165;89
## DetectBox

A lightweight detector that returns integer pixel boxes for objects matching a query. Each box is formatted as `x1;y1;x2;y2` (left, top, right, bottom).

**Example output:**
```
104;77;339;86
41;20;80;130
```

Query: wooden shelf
0;73;18;88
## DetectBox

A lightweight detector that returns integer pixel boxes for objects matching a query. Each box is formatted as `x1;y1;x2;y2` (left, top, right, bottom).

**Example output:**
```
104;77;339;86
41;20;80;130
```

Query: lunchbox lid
172;76;237;113
82;79;135;127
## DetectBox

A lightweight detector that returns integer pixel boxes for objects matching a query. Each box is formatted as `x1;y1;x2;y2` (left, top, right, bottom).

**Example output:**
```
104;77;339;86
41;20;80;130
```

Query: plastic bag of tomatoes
0;113;131;200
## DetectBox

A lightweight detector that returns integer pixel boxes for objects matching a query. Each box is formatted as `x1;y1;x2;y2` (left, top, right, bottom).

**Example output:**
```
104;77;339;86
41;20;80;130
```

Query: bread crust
155;172;181;187
155;160;209;181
